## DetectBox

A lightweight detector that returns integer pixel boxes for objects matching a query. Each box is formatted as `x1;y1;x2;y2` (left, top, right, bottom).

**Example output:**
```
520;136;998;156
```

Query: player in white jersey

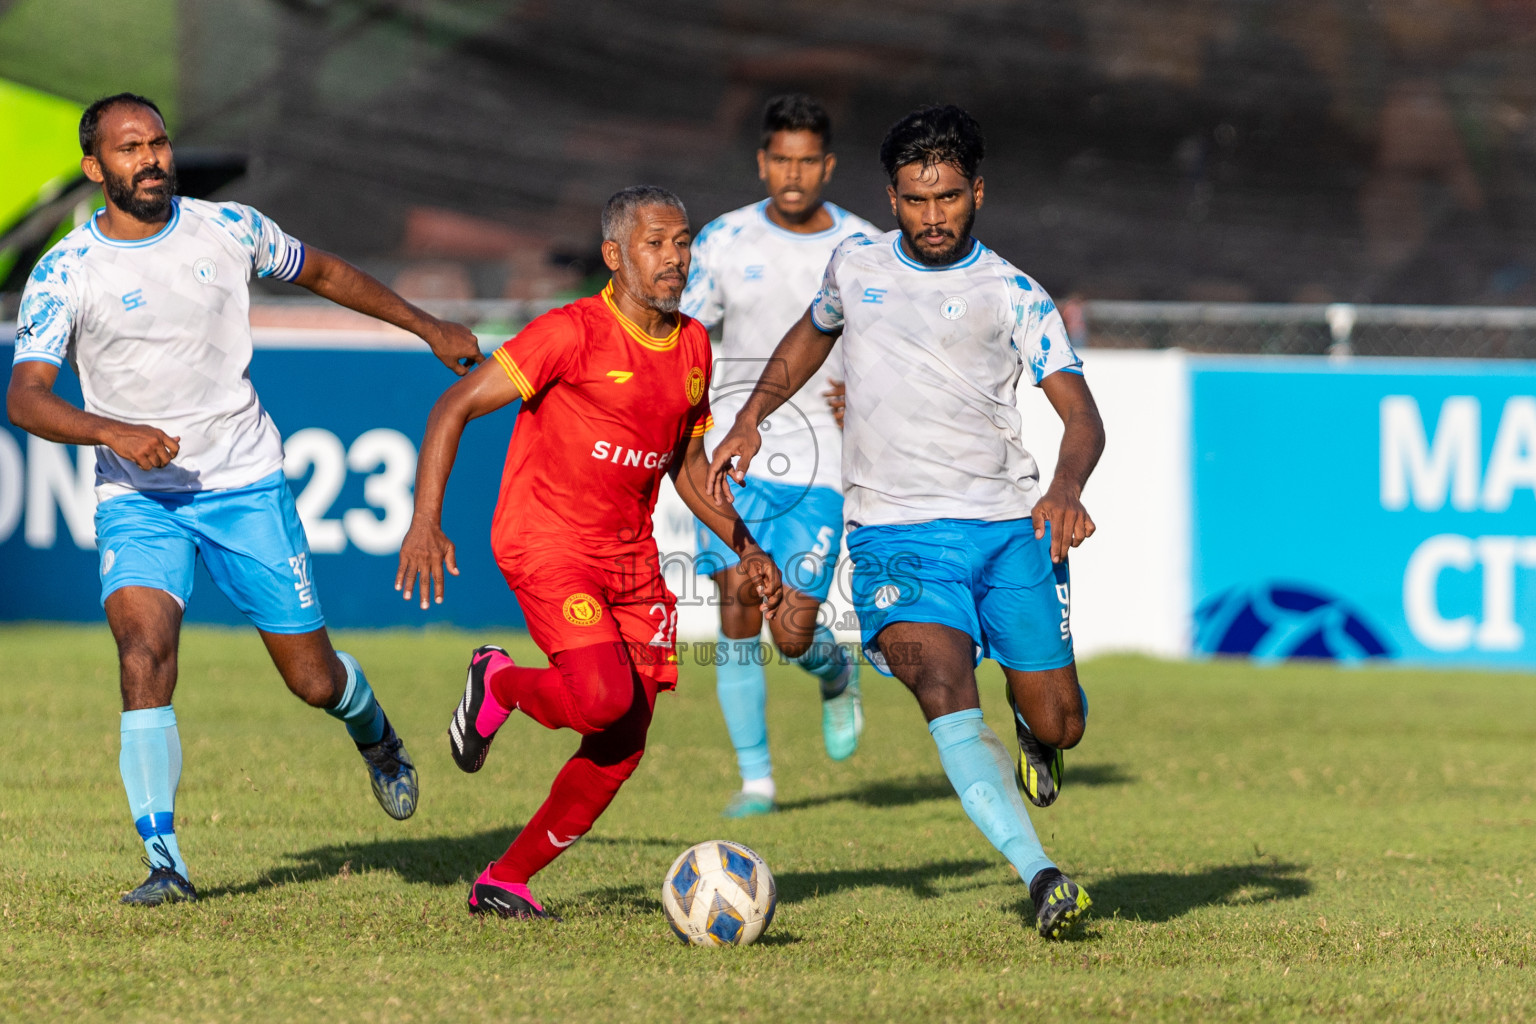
680;95;879;817
6;94;483;906
708;106;1106;939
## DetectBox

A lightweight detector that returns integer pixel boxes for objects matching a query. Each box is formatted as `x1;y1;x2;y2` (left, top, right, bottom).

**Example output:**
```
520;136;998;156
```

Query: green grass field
1;625;1533;1022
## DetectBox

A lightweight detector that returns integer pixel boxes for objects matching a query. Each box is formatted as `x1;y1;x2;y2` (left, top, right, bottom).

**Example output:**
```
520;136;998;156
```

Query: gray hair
601;185;688;243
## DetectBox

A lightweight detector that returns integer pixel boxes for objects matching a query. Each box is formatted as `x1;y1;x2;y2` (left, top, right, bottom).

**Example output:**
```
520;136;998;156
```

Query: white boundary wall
656;348;1192;657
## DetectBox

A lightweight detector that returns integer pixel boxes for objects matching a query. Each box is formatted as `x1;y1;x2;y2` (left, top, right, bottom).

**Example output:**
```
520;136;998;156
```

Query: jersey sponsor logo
861;287;887;304
193;257;218;284
121;289;147;311
101;548;116;574
743;265;765;280
590;440;675;470
562;593;603;626
940;296;968;320
685;366;706;405
15;322;35;339
874;584;901;609
606;370;634;384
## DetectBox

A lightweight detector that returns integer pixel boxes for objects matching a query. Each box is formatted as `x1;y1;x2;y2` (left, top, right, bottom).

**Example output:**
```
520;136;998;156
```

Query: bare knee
1030;698;1085;749
282;652;345;708
117;634;177;708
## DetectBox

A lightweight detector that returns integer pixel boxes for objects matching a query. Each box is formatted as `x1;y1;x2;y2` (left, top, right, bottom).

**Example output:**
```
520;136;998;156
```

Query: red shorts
496;544;679;689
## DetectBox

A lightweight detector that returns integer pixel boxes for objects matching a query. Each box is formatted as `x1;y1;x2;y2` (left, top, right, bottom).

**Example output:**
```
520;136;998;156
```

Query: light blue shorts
846;517;1073;676
94;470;325;633
694;477;844;602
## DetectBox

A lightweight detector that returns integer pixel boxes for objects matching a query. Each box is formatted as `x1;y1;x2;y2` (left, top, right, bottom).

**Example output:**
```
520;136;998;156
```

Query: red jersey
489;284;713;560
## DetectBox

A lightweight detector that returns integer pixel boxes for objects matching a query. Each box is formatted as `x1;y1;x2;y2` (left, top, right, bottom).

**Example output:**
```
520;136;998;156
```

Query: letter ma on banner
1191;360;1536;669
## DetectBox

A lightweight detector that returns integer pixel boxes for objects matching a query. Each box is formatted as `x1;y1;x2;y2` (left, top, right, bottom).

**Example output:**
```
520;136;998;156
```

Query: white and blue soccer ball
661;840;776;946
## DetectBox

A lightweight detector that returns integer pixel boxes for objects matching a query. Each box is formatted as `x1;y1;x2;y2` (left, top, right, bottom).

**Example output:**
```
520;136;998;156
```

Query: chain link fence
1082;301;1536;360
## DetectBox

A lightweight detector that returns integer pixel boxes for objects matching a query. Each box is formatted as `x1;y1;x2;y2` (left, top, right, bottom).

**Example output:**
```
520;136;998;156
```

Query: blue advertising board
0;340;526;630
1191;356;1536;668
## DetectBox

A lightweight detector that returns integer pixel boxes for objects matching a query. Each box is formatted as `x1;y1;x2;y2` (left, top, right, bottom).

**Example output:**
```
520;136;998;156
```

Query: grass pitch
1;625;1533;1022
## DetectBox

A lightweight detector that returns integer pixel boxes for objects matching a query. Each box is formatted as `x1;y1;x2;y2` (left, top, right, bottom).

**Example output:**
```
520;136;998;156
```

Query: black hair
760;93;831;150
601;185;687;242
79;93;165;156
879;105;985;182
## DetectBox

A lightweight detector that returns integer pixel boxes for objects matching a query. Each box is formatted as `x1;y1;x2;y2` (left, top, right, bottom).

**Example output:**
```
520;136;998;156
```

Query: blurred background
6;0;1536;308
2;0;1534;668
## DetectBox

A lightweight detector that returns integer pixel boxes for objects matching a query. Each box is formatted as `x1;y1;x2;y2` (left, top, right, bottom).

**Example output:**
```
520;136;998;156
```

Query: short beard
619;252;683;313
102;163;177;221
904;206;977;266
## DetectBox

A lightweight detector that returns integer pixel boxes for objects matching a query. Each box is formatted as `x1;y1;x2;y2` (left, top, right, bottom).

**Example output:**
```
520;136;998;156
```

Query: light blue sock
789;624;852;698
716;633;771;783
326;651;385;746
929;708;1055;885
120;706;188;879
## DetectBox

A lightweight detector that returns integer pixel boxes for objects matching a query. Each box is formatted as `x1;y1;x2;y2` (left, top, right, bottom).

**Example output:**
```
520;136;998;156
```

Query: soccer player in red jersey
396;186;783;919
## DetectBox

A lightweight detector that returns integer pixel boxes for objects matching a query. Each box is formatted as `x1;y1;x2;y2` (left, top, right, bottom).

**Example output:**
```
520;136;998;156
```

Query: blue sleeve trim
810;307;842;334
12;350;65;367
1059;366;1084;375
271;240;305;282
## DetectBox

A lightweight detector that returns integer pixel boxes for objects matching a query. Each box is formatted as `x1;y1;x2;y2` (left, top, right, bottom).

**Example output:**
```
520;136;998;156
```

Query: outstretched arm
1031;371;1106;563
6;361;179;469
705;308;838;502
294;248;485;375
395;361;520;607
672;433;784;619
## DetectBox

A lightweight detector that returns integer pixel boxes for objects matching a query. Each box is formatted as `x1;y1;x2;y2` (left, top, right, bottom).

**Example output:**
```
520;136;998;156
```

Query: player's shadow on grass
1016;861;1311;931
208;828;679;898
776;764;1134;812
575;857;997;921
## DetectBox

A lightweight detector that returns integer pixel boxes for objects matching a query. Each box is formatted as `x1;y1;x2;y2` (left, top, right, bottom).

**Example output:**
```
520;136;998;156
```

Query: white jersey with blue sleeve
811;230;1082;526
13;197;306;498
681;199;878;491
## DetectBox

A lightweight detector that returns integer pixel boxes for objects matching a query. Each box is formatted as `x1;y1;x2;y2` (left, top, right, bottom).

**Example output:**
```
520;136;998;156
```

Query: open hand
706;417;763;505
395;518;459;608
1031;484;1095;563
421;318;486;375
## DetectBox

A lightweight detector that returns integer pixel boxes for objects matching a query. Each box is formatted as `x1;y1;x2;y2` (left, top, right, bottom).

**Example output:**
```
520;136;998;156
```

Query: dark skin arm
295;247;485;375
706;307;837;503
6;361;179;469
1032;370;1106;563
670;432;783;619
395;361;512;608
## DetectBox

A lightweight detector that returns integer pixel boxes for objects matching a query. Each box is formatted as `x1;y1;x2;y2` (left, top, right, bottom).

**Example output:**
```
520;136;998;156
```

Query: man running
395;185;781;919
708;106;1105;940
681;94;879;817
6;94;484;904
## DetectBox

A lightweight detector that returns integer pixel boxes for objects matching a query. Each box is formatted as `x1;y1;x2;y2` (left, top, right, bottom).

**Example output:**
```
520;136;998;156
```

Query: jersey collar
756;199;846;241
601;281;681;351
87;197;181;248
891;233;985;272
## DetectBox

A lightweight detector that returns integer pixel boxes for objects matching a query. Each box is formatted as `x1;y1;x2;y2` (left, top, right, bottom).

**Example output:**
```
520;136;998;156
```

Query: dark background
8;0;1536;306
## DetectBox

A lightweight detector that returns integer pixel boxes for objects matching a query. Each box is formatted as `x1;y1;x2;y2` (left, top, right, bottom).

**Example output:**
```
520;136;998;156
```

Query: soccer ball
661;840;776;946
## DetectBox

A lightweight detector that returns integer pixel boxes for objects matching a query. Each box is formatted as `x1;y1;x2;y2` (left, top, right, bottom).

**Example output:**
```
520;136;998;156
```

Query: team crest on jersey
940;296;967;320
562;593;603;626
685;366;706;405
193;258;218;284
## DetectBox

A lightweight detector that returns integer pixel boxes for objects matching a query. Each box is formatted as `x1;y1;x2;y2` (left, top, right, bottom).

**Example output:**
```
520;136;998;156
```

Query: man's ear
82;154;103;185
601;239;622;272
823;152;837;182
886;183;898;217
756;149;768;183
973;175;985;211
